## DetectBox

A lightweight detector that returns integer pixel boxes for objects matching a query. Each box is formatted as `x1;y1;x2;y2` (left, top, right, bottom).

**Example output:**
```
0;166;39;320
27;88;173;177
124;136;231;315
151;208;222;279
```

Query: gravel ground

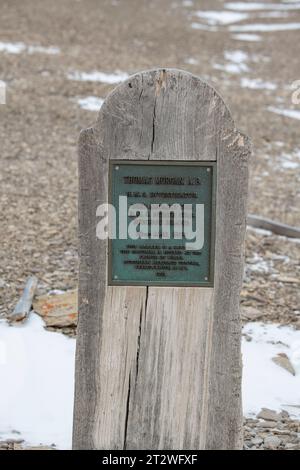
244;409;300;450
0;0;299;450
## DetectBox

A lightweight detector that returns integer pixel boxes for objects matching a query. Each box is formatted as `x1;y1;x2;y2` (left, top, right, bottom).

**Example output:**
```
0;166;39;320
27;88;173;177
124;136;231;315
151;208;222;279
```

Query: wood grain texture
10;276;38;323
73;69;250;450
247;214;300;239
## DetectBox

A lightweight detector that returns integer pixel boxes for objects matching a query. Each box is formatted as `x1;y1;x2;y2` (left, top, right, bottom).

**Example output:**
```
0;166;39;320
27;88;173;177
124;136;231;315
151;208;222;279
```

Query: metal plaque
108;161;216;286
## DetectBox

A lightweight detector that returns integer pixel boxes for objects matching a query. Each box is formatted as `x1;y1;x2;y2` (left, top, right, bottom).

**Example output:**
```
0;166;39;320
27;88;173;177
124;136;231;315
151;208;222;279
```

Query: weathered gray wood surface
10;276;38;323
73;69;250;450
247;214;300;239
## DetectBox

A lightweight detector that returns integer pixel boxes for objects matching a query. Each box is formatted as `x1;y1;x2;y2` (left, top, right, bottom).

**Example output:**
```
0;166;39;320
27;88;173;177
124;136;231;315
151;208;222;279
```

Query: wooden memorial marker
73;69;250;450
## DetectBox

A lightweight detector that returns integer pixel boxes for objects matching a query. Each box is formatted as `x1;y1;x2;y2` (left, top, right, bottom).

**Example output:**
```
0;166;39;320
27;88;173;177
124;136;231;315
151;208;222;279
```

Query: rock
272;353;296;376
285;443;300;450
9;276;38;323
279;410;290;420
258;420;277;428
264;435;281;449
257;408;280;422
273;429;291;436
0;441;10;449
252;437;263;445
244;415;300;451
13;443;54;450
243;333;252;342
33;289;77;328
241;306;264;321
244;440;254;448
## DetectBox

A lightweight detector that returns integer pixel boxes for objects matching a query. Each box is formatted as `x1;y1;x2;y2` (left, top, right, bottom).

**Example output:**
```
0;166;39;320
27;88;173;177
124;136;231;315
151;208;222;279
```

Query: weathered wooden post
73;69;250;450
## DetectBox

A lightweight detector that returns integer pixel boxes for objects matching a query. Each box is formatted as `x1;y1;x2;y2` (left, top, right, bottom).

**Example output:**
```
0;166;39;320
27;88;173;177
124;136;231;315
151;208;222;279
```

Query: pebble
258;420;277;428
244;408;300;450
257;408;280;422
251;436;263;445
264;435;281;449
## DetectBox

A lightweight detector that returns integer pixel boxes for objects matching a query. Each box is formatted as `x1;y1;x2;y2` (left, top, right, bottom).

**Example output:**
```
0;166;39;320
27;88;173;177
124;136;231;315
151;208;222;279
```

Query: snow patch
258;11;291;19
232;33;262;41
0;314;75;449
0;80;6;104
67;70;129;84
77;96;104;112
191;23;218;31
184;57;199;65
230;22;300;32
278;149;300;170
240;77;277;90
225;2;300;11
246;253;274;275
0;42;60;55
214;50;249;74
268;106;300;120
193;10;248;25
243;322;300;418
1;313;300;448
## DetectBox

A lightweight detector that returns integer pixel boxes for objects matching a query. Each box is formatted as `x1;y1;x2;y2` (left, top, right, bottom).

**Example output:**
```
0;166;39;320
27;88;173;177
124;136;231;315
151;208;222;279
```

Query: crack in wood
135;305;143;384
123;373;131;450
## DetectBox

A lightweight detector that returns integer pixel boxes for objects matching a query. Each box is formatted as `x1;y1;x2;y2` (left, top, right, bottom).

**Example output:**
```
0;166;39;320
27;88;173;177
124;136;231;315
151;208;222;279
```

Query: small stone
258;420;277;428
273;429;291;436
264;435;281;449
246;418;259;424
257;408;280;422
245;440;254;448
252;437;263;445
0;442;9;449
272;353;296;376
279;410;290;420
241;306;264;321
243;333;252;342
285;443;300;450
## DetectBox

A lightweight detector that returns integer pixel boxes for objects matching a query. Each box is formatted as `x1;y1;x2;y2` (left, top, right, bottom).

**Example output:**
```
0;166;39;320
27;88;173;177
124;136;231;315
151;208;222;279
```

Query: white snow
1;313;300;448
268;106;300;120
232;33;262;41
67;70;129;84
182;0;193;7
77;96;104;111
258;11;291;19
0;314;75;449
0;80;6;104
246;253;274;275
278;149;300;170
184;57;199;65
230;22;300;32
225;2;300;11
281;161;299;169
0;42;60;55
225;50;249;63
214;63;242;74
191;23;218;31
214;50;249;74
193;10;248;25
240;77;277;90
243;322;300;418
27;45;60;55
